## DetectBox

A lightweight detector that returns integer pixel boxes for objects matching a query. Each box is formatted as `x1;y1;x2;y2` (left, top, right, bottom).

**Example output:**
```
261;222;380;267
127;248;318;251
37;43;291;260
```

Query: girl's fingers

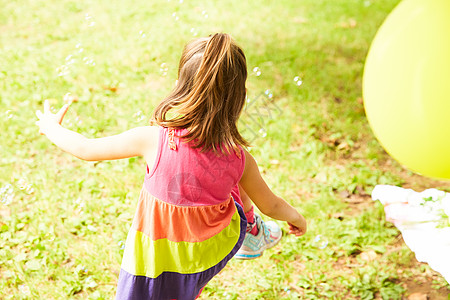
35;121;44;135
56;104;70;124
36;110;43;119
288;224;305;236
44;99;51;113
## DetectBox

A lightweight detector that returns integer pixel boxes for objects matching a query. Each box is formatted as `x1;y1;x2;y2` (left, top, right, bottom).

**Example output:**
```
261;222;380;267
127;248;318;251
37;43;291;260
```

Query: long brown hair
151;33;249;154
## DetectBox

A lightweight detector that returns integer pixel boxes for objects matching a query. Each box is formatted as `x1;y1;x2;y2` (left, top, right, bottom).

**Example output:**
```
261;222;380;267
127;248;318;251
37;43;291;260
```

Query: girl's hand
35;100;70;135
288;216;307;237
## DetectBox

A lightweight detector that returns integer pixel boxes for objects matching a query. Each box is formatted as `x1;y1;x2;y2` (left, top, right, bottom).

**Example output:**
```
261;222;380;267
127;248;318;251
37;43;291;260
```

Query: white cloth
372;185;450;283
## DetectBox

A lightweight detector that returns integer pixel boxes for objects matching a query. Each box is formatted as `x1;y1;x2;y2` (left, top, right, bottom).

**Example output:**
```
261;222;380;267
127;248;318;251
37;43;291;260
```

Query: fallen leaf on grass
360;250;377;262
293;17;308;24
407;292;428;300
337;19;357;28
103;86;118;93
0;207;11;218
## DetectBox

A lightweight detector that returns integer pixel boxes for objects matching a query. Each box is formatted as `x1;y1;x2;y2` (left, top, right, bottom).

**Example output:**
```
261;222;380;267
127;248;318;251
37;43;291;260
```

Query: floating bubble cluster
17;178;34;194
201;10;209;19
57;64;70;77
57;43;89;77
0;184;14;205
56;11;97;77
65;54;76;66
172;12;180;21
83;56;96;67
241;90;282;143
84;13;95;27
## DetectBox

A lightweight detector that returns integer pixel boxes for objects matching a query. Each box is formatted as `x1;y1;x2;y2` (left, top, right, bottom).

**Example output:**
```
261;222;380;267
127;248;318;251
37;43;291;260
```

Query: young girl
36;33;307;300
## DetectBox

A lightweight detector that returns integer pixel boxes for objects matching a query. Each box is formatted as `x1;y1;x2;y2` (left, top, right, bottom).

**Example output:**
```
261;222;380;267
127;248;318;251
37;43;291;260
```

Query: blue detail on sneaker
234;214;282;260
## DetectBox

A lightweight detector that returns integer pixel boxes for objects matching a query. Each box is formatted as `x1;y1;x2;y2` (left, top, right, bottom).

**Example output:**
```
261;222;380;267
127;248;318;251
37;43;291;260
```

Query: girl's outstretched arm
36;100;158;163
239;149;307;236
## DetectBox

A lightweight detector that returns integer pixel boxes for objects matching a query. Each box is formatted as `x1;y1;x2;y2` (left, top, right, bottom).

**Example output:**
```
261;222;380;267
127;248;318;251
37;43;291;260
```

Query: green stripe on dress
121;208;241;278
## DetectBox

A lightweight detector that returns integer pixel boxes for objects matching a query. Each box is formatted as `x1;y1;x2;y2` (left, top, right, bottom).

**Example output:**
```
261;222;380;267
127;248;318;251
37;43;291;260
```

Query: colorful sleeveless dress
116;127;247;300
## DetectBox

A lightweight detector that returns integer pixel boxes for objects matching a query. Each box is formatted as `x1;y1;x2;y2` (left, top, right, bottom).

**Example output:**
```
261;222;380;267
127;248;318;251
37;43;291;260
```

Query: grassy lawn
1;0;449;299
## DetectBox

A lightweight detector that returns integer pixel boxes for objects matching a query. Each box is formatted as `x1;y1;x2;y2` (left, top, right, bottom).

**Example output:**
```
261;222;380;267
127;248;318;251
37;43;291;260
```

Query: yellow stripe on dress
121;207;241;278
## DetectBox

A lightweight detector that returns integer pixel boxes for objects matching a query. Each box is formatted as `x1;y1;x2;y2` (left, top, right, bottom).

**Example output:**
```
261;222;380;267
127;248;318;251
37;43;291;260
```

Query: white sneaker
234;214;282;260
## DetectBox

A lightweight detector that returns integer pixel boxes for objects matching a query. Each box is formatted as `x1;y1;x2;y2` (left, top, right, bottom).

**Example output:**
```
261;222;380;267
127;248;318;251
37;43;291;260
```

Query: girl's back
116;126;247;299
146;127;245;207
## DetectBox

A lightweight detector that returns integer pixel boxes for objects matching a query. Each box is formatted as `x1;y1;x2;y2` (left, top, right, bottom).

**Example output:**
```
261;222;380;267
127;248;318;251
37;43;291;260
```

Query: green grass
1;0;449;299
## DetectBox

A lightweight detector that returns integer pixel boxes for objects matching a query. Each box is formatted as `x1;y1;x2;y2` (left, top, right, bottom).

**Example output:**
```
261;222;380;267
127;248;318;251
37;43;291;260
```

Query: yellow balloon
363;0;450;179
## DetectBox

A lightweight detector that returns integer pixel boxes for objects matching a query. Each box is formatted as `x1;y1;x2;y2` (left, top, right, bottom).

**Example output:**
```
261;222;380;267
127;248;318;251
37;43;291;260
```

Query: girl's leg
239;185;254;218
238;185;257;234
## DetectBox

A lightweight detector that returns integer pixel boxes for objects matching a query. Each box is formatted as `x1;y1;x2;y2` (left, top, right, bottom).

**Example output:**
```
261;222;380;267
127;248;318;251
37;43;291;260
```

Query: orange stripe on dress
132;187;236;243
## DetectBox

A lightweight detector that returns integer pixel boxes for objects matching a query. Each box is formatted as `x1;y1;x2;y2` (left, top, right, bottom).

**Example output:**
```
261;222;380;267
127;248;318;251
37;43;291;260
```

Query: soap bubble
201;10;209;19
17;178;34;195
57;64;70;76
63;93;78;104
264;89;273;99
83;57;96;66
76;43;84;53
118;240;125;250
252;67;261;76
18;284;31;295
313;235;328;249
85;13;95;27
76;264;89;274
190;28;198;36
294;76;303;86
258;128;267;138
75;116;82;125
133;110;145;122
160;63;168;76
87;225;97;232
74;197;85;212
4;110;13;119
172;12;179;21
139;30;147;38
65;54;76;65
